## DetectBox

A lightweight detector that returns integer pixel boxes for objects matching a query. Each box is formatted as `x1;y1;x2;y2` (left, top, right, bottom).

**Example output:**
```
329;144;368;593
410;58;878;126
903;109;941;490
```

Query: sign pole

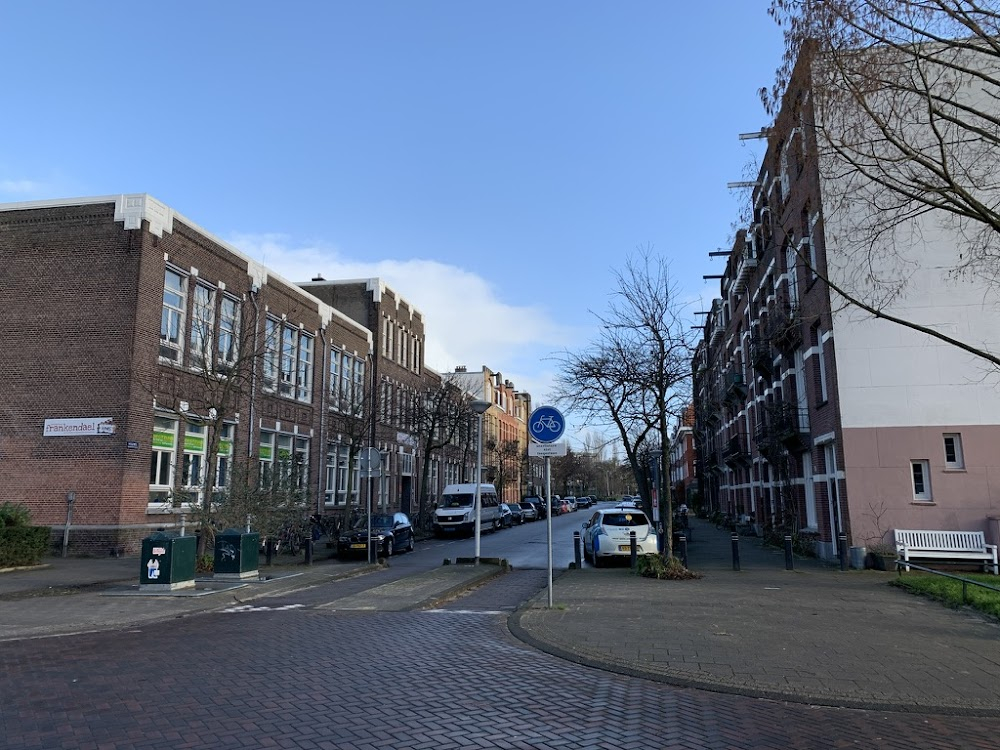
545;456;553;608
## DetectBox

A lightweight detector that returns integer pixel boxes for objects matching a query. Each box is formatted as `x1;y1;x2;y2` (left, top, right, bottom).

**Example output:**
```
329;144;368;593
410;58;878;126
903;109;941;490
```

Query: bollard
838;533;848;571
784;534;794;570
265;537;274;566
731;532;741;571
630;530;637;569
304;537;313;566
678;534;688;568
573;531;582;569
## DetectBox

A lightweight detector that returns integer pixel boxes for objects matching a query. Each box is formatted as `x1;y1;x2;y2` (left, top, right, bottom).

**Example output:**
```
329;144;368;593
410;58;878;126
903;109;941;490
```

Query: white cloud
0;179;45;195
227;232;580;403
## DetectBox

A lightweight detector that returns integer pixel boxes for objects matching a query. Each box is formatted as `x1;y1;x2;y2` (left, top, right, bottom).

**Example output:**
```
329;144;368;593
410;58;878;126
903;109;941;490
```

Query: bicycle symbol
532;414;562;434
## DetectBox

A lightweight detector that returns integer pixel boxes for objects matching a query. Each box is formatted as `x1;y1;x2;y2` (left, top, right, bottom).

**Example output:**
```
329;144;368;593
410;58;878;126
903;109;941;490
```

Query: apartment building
445;365;531;506
669;405;696;507
695;50;1000;561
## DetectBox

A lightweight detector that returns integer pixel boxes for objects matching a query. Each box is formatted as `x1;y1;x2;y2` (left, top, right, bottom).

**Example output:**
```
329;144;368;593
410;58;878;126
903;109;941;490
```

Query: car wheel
406;535;414;552
384;538;394;557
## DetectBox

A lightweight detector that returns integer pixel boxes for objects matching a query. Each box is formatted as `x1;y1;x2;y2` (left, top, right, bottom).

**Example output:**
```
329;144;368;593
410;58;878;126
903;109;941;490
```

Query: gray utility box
214;529;260;579
139;531;196;591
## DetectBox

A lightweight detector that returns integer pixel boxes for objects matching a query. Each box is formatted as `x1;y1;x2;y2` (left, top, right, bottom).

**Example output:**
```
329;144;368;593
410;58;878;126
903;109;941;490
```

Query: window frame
911;459;932;502
943;433;965;470
160;268;187;363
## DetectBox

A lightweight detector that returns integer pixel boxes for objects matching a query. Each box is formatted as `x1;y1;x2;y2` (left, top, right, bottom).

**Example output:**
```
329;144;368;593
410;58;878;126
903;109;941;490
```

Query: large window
181;423;207;500
264;318;313;403
190;284;216;369
325;445;360;506
261;431;310;491
218;296;240;370
160;269;186;362
149;416;178;503
216;423;235;488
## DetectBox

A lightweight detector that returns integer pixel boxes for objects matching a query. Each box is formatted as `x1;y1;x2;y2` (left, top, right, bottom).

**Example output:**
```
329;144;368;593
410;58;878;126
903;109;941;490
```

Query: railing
897;561;1000;603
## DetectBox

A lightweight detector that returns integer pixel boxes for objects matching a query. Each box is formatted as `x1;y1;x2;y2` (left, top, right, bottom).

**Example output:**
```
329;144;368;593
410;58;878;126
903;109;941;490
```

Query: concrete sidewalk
510;517;1000;716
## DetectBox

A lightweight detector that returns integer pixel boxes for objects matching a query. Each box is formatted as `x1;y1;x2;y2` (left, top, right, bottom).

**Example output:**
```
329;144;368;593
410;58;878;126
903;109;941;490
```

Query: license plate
618;545;631;552
350;543;367;550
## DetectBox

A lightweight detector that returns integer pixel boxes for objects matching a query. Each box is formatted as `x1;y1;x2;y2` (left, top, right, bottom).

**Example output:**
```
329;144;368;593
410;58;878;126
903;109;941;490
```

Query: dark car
521;496;547;520
576;496;593;509
504;503;525;525
498;503;514;528
337;512;414;558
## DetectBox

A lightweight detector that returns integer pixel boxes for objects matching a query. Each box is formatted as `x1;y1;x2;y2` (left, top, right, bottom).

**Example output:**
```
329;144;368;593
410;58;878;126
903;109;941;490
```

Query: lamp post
471;398;491;563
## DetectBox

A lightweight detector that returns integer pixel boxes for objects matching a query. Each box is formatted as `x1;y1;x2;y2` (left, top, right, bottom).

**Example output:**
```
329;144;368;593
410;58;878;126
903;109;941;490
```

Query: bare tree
552;247;694;558
412;382;475;528
762;0;1000;367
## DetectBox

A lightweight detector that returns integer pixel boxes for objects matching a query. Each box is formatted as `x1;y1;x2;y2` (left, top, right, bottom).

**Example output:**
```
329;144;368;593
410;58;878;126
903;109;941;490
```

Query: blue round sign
529;406;565;443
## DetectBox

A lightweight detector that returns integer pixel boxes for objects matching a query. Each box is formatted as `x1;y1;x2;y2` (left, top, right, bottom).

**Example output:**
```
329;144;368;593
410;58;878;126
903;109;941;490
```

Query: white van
433;483;501;537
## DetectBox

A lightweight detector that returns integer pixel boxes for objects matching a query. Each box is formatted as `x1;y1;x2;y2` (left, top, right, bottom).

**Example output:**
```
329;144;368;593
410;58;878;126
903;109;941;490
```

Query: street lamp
471;398;491;563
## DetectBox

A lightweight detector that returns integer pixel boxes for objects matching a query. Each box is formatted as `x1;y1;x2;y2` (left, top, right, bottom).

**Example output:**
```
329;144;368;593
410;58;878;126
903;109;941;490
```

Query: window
943;434;965;470
259;432;276;488
149;416;178;503
352;358;366;413
160;269;186;362
329;349;341;410
341;354;354;411
265;318;314;403
326;445;360;506
189;284;215;369
218;296;240;370
812;325;828;404
263;319;279;391
181;423;207;499
296;334;313;401
911;460;932;501
216;423;235;488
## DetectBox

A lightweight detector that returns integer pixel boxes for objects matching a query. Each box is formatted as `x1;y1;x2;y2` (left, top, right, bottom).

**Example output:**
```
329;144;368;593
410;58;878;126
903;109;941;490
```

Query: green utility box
213;529;260;579
139;531;196;591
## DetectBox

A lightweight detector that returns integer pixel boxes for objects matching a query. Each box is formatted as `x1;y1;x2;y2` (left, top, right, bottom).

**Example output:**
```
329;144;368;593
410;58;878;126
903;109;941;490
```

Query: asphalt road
2;512;996;749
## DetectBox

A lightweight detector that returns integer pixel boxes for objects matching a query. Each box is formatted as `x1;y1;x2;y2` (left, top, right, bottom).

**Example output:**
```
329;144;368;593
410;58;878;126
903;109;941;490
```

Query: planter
865;551;897;571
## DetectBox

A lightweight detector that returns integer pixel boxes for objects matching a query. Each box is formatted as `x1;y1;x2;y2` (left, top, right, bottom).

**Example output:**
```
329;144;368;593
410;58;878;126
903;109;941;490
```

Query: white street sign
529;441;567;457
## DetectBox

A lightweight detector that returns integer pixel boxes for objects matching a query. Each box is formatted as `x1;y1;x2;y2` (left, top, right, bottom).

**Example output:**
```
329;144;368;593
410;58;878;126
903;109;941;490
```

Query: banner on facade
43;418;116;437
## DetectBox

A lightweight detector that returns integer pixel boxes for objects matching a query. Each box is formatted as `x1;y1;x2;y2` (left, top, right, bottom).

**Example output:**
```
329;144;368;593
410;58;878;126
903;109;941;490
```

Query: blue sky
2;1;780;449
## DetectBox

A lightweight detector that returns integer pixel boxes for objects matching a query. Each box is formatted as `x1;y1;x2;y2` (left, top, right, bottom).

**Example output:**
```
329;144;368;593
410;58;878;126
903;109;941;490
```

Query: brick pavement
4;518;1000;718
511;518;1000;715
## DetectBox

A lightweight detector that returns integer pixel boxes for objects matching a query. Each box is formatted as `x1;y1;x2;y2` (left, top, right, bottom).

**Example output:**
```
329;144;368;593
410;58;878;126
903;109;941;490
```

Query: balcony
749;336;773;376
722;432;751;467
764;304;802;353
732;249;758;296
724;371;748;404
763;402;811;453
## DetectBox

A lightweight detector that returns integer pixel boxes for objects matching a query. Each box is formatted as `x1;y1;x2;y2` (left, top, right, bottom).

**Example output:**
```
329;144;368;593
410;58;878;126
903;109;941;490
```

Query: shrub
0;526;50;567
634;554;702;580
0;502;32;528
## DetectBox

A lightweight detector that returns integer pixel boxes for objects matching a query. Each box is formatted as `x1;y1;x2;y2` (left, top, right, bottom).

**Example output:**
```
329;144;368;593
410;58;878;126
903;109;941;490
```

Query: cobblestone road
1;570;995;749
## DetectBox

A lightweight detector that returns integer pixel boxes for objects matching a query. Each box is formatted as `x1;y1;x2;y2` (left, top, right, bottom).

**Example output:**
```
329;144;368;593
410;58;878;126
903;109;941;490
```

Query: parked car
576;496;593;509
505;503;525;525
521;496;547;520
498;503;514;528
581;508;658;566
337;512;414;558
564;496;578;512
549;499;563;517
519;502;539;521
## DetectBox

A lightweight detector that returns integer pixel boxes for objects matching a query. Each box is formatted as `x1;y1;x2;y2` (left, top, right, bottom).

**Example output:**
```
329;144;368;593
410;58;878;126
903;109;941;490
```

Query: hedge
0;526;51;567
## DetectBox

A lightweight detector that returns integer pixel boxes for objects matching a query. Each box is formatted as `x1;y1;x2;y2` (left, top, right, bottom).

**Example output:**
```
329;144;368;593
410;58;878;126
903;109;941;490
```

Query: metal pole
573;531;582;569
630;530;637;569
474;412;483;564
304;537;313;566
546;456;553;608
731;532;741;571
62;492;75;558
784;534;794;570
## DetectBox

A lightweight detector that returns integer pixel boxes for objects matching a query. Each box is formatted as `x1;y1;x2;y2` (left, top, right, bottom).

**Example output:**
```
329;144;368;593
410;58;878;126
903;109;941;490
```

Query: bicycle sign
529;406;565;443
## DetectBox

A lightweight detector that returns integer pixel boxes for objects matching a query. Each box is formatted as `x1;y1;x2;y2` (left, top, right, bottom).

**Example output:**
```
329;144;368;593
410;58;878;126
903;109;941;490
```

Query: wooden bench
893;529;998;575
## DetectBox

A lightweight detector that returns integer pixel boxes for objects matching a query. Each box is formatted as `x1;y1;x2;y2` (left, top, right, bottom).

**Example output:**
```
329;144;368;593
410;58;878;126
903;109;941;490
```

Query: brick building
695;48;1000;561
0;195;412;552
